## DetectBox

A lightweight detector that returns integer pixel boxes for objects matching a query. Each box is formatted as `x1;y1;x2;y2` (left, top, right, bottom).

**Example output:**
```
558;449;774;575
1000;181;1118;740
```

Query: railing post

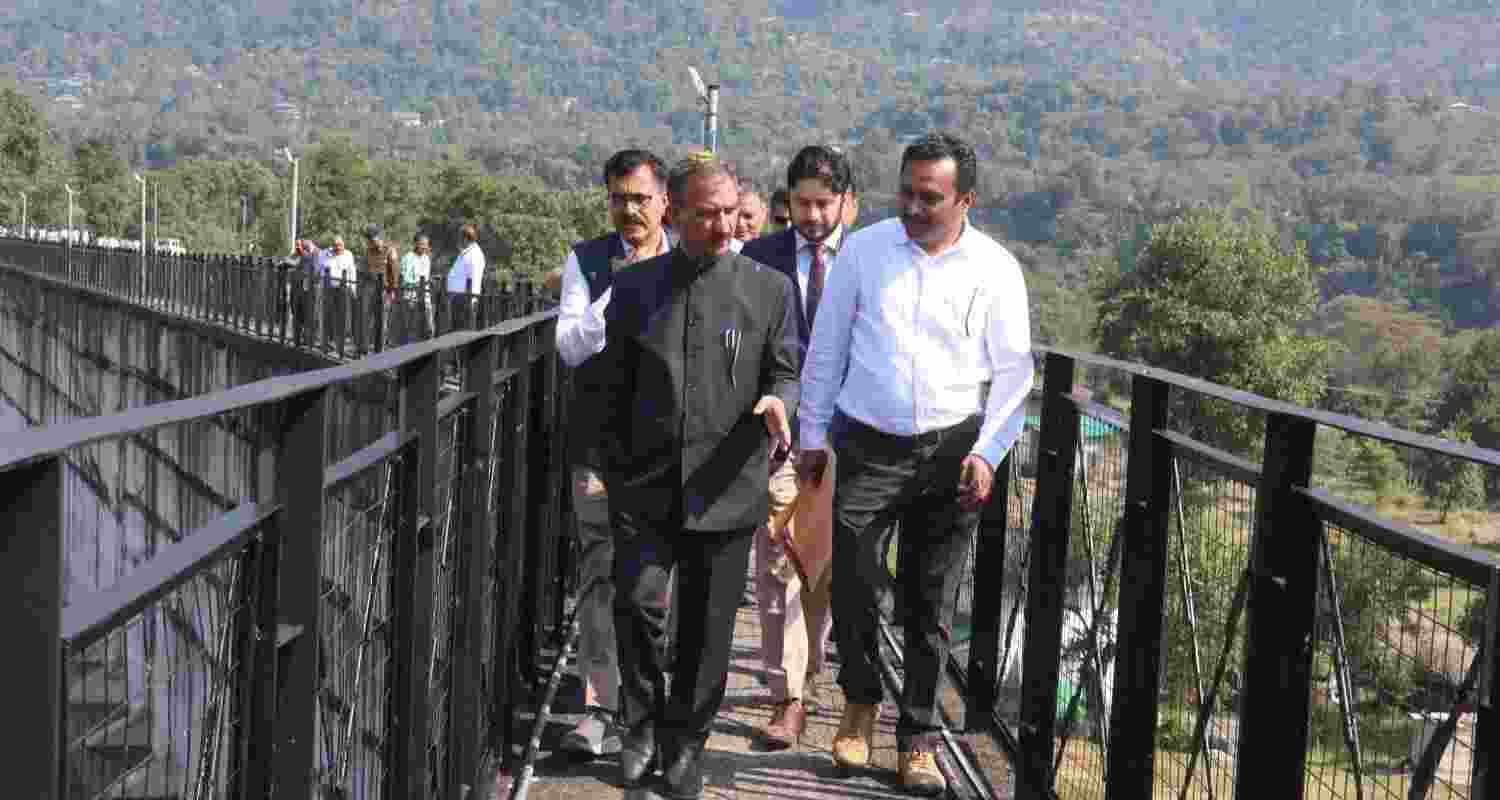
390;352;440;797
1105;375;1172;800
966;449;1011;726
2;456;65;800
1018;352;1080;800
1473;567;1498;799
450;332;499;798
1234;411;1318;799
491;330;535;758
263;388;329;799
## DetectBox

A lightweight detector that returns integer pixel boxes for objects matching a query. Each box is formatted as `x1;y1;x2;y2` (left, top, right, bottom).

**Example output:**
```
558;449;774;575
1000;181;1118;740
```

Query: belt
835;410;981;449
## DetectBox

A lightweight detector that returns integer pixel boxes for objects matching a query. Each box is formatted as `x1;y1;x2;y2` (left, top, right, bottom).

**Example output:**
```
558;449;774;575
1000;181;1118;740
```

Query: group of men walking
553;132;1034;799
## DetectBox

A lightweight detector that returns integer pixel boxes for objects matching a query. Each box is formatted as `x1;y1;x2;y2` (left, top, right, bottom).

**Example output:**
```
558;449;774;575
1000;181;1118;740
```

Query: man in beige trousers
740;144;858;749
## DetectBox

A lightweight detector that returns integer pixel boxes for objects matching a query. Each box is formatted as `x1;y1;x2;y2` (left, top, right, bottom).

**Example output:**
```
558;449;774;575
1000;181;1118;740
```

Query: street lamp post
687;66;720;154
17;191;24;239
64;184;77;260
280;147;300;253
133;174;147;290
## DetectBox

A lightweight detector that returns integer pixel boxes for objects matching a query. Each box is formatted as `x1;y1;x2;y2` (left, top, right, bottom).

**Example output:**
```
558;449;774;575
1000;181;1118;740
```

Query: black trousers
829;412;981;749
613;508;754;745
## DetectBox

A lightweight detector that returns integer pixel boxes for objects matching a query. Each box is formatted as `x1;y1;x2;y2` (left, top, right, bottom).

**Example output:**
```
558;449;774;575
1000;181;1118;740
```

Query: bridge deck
489;602;1018;800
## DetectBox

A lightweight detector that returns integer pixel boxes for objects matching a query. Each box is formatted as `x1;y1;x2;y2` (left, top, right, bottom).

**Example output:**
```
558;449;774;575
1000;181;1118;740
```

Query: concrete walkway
487;604;1017;800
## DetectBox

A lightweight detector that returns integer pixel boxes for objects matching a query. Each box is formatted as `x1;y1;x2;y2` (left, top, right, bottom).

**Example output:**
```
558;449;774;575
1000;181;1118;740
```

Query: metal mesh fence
423;406;470;798
1049;405;1129;800
1303;521;1487;800
63;532;268;800
1149;454;1258;800
318;449;403;799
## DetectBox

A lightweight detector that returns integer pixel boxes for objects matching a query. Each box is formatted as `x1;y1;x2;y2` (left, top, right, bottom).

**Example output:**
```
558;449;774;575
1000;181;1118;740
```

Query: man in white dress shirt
446;223;486;295
554;149;672;758
797;132;1034;795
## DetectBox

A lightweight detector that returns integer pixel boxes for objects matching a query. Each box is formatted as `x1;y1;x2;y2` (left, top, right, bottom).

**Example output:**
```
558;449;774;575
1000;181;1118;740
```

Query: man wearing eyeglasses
554;149;674;759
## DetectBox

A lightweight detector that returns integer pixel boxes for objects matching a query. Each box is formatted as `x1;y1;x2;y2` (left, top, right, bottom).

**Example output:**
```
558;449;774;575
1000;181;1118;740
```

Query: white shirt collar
898;216;973;257
620;227;673;260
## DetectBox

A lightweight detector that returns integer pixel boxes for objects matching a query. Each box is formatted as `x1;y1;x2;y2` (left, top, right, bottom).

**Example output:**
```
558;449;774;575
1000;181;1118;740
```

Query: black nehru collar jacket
582;246;801;531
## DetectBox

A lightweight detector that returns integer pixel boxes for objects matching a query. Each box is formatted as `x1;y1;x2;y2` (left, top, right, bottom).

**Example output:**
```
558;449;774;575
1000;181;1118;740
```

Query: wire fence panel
1303;519;1487;800
63;530;269;800
319;454;403;800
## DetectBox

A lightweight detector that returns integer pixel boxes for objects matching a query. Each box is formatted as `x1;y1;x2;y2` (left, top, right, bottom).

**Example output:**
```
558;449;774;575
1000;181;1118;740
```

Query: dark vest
569;234;627;468
575;234;626;302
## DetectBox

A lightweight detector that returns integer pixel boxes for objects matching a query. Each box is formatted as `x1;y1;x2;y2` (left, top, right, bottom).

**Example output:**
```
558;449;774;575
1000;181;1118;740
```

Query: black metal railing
4;310;570;800
0;237;550;360
2;233;1498;800
950;351;1499;800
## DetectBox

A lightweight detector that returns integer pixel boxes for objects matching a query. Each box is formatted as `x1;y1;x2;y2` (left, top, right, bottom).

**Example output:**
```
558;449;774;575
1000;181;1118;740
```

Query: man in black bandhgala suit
581;153;800;800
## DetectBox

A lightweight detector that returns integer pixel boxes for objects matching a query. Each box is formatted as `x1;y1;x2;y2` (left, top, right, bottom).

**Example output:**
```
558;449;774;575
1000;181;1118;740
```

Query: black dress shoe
619;723;658;787
662;738;705;800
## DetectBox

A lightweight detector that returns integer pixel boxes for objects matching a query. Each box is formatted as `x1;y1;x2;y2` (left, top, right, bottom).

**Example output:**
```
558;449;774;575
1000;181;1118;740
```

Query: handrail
0;309;556;473
1040;346;1500;470
1300;486;1500;586
60;501;280;650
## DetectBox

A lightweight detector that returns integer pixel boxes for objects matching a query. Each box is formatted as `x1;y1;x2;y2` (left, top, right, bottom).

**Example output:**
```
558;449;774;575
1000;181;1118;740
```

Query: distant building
55;95;84;111
392;111;422;128
272;101;302;121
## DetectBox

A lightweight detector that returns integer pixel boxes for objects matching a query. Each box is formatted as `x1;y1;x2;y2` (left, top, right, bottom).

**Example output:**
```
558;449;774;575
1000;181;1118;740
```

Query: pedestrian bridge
1;239;1496;800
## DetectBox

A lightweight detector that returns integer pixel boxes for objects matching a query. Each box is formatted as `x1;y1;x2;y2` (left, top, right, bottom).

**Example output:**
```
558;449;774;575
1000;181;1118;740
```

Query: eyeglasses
608;192;657;209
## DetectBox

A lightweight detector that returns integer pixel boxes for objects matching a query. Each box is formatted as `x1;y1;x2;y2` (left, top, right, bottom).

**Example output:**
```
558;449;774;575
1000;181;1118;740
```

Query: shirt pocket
939;283;988;339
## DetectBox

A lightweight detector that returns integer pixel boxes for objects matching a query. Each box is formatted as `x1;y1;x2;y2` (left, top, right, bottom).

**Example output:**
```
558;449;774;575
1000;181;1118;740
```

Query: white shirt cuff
799;424;830;453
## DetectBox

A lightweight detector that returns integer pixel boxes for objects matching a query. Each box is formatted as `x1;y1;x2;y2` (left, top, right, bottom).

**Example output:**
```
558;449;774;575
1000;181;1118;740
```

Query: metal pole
153;181;159;246
706;83;719;153
134;173;147;290
18;191;24;238
281;148;299;253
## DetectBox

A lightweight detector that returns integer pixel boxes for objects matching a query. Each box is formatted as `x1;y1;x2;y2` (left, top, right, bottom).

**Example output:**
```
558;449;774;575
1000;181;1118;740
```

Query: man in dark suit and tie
737;144;858;749
585;153;800;799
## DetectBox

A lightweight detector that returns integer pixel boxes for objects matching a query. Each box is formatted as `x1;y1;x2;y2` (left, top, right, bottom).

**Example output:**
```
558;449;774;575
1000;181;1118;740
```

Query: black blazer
585;248;801;531
739;228;809;351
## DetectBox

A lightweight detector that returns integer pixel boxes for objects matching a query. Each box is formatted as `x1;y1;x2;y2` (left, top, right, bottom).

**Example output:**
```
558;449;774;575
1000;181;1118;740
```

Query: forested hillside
2;0;1500;338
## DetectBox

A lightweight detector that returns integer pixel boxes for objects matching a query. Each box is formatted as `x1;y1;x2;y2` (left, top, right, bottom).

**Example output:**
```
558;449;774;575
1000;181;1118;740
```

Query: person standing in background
400;235;433;337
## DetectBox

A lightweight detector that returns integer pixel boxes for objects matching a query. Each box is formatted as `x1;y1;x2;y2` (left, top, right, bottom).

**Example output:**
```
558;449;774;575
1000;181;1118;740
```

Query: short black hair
769;188;789;210
900;132;977;195
603;149;667;190
667;154;738;206
786;145;855;195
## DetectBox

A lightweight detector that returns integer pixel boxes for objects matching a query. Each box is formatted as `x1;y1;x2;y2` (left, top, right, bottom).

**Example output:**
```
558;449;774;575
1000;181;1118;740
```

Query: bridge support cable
1178;568;1251;800
1171;460;1220;800
1409;645;1486;800
1052;438;1118;785
1317;524;1366;800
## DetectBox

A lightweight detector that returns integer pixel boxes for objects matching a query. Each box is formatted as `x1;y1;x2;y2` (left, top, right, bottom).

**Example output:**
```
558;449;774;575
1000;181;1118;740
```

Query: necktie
806;243;827;327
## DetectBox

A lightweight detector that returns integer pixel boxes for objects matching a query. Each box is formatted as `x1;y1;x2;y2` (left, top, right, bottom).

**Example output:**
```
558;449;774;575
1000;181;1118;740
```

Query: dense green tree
1429;329;1500;498
299;133;373;246
72;139;131;236
1091;207;1331;453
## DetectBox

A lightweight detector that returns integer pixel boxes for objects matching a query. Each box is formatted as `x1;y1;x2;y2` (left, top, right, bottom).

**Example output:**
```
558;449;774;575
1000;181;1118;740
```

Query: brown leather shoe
831;703;879;769
762;699;807;750
898;749;947;796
